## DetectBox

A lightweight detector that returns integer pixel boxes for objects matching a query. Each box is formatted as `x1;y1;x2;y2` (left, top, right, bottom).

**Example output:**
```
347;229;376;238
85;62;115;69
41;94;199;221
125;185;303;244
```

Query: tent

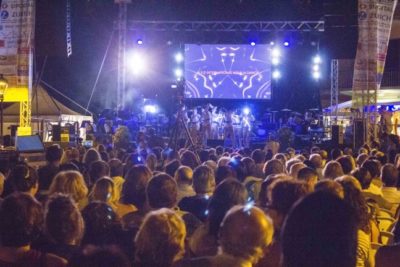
2;84;93;137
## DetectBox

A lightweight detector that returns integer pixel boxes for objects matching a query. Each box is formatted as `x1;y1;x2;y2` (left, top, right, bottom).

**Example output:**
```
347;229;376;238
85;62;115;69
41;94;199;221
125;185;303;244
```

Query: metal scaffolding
117;2;128;109
330;59;339;125
125;20;325;32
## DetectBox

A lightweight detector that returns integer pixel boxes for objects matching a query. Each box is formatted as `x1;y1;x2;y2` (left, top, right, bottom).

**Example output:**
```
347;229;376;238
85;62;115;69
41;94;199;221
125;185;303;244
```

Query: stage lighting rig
312;55;322;80
175;52;184;63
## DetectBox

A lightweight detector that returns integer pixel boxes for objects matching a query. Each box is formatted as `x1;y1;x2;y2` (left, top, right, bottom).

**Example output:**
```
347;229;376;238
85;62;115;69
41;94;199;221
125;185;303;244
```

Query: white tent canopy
2;85;92;136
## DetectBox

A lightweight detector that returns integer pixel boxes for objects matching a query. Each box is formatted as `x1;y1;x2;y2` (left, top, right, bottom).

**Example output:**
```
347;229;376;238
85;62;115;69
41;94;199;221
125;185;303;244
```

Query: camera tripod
168;106;195;151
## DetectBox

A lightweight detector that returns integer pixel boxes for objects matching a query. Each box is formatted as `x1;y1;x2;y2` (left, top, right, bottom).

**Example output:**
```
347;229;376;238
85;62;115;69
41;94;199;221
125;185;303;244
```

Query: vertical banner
0;0;35;89
352;0;397;109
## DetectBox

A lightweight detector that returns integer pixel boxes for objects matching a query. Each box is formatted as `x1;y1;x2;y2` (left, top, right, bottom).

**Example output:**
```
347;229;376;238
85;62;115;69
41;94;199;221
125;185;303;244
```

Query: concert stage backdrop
184;44;272;99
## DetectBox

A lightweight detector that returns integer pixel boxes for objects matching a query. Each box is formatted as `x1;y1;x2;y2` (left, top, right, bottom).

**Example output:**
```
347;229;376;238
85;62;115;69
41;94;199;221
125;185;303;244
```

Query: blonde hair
49;171;88;203
135;208;186;267
219;205;274;264
174;166;193;185
89;177;117;203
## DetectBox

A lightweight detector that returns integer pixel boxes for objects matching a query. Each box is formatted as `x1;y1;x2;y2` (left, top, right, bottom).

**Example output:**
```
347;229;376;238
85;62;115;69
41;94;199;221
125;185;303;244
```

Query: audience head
83;148;101;167
7;164;39;196
45;144;63;164
147;173;178;209
268;179;310;231
89;160;110;185
0;193;43;247
282;191;357;267
121;165;152;209
337;155;355;174
49;171;88;204
323;161;344;180
207;179;247;238
285;158;301;173
108;158;124;177
297;167;318;190
356;153;369;167
165;159;181;177
81;201;118;246
180;151;200;170
335;175;369;232
89;177;116;203
251;149;266;165
174;166;193;186
350;167;372;190
381;163;399;187
330;148;343;160
215;165;236;185
135;208;186;267
219;205;274;264
361;159;381;179
289;162;306;179
192;165;216;195
314;179;344;199
241;157;256;178
310;153;324;169
263;159;285;178
44;193;84;245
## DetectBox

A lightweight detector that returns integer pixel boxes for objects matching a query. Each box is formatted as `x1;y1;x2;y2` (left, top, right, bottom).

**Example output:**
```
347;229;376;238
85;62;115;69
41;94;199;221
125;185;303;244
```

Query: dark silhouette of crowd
1;139;400;267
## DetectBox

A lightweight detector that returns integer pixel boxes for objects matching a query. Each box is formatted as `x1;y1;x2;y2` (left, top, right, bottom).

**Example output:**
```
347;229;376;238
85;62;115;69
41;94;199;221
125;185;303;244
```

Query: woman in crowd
2;164;39;197
134;208;186;267
0;193;67;266
48;171;89;210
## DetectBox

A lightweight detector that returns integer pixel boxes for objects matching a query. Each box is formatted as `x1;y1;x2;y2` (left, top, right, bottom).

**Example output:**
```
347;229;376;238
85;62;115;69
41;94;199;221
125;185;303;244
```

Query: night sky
35;0;358;115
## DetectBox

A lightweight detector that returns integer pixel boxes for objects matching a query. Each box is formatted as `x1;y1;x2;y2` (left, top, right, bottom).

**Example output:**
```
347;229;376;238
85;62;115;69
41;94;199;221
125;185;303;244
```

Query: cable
85;30;115;114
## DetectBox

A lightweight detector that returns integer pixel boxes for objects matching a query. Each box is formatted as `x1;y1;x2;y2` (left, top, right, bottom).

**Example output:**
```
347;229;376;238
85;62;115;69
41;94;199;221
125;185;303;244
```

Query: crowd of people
0;138;400;266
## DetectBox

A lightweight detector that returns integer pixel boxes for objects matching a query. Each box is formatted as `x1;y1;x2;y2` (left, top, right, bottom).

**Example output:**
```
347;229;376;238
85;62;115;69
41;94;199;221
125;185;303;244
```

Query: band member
241;109;255;148
233;110;242;148
201;104;212;146
212;107;223;139
380;105;393;135
190;108;201;145
223;109;235;147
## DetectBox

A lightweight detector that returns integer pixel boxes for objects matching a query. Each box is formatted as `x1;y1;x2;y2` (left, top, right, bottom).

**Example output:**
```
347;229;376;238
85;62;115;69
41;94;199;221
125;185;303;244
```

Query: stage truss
125;20;325;32
115;19;325;108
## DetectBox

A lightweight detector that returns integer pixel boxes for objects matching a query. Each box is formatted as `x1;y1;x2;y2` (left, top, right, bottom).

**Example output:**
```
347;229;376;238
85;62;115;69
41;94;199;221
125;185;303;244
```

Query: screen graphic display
184;44;272;99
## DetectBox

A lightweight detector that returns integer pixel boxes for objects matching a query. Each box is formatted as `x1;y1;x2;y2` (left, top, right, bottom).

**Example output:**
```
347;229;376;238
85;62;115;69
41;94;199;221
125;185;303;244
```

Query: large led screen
184;44;272;99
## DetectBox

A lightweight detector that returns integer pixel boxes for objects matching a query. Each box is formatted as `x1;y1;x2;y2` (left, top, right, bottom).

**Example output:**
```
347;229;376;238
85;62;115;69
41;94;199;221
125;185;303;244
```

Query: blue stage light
137;39;143;45
243;107;250;115
284;41;289;47
250;42;256;46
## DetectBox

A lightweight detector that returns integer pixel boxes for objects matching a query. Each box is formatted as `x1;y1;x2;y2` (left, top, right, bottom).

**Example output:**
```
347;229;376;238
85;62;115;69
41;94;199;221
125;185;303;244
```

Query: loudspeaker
331;125;344;146
52;125;61;142
207;139;224;147
353;119;365;150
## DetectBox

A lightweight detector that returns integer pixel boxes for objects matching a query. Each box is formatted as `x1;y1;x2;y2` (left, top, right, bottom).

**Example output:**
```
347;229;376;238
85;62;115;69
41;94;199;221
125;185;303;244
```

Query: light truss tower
116;1;129;109
330;59;339;125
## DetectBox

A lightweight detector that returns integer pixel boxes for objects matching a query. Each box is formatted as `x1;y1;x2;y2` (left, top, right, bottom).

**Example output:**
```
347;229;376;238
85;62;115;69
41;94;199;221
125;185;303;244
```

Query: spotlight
270;41;275;46
175;52;184;63
272;70;281;79
127;51;148;76
250;42;256;46
272;57;280;66
137;39;143;45
144;105;157;114
243;107;250;115
171;84;178;89
312;71;321;80
284;41;290;47
313;55;322;64
272;48;281;58
313;65;320;72
174;68;183;79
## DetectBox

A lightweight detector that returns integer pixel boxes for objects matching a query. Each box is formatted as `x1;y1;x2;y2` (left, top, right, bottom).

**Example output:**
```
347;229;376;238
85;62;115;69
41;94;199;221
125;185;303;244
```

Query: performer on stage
190;108;201;145
223;109;235;147
241;109;255;148
233;110;242;148
380;105;394;135
201;104;212;146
